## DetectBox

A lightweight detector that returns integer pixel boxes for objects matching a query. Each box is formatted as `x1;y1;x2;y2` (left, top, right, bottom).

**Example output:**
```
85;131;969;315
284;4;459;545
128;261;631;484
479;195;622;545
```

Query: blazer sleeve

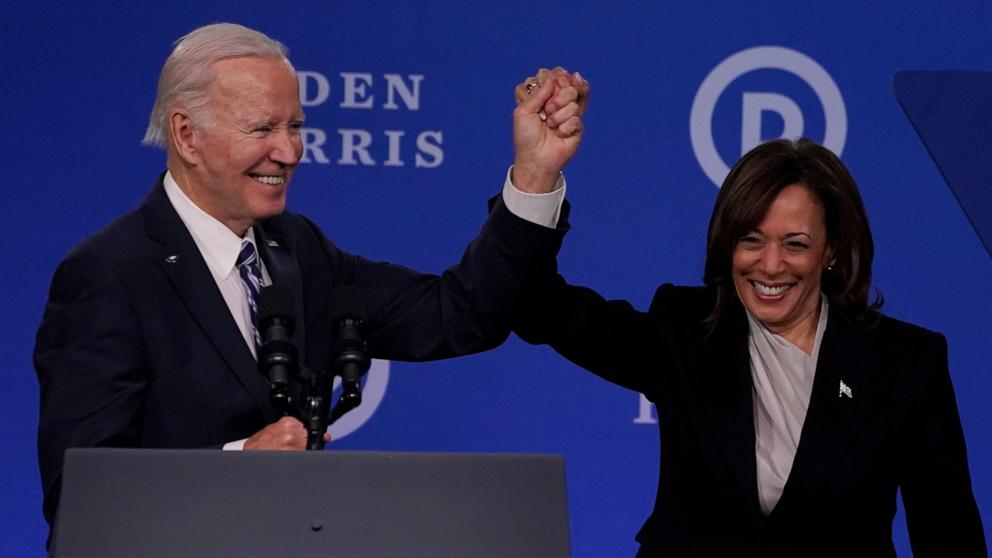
901;333;988;557
293;194;571;361
512;263;660;399
34;252;148;526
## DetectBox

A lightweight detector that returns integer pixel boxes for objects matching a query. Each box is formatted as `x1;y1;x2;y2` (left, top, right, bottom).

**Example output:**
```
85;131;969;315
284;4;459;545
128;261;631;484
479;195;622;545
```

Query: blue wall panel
3;2;990;555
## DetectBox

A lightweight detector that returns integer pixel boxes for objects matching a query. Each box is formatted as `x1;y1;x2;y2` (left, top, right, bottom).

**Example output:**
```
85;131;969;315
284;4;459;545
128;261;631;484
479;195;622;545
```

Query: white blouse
747;295;829;515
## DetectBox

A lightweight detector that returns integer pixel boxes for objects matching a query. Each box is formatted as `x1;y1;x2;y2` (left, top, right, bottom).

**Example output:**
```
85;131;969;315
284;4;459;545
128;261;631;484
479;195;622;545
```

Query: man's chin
253;202;288;222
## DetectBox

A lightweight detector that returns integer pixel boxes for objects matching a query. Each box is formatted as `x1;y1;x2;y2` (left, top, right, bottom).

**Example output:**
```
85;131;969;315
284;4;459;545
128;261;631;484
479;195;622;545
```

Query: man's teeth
252;175;285;185
755;282;789;296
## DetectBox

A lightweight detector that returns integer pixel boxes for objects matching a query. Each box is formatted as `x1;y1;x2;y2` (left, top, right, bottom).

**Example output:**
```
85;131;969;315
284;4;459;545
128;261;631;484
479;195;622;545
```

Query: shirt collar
163;171;257;280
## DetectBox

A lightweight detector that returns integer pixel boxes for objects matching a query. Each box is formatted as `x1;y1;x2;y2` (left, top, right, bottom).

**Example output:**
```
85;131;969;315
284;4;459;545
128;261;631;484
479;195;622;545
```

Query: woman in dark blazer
515;139;986;557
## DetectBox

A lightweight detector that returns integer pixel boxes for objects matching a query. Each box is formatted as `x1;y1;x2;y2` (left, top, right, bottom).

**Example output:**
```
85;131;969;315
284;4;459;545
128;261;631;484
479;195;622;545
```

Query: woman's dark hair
703;138;882;325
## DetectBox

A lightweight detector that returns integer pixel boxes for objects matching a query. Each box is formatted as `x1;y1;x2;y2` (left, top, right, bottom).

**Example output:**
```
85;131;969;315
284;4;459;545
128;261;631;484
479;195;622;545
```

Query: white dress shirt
164;173;272;359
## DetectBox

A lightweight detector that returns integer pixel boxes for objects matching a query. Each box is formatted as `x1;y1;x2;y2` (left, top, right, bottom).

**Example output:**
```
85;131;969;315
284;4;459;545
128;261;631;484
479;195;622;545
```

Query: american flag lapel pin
839;380;853;399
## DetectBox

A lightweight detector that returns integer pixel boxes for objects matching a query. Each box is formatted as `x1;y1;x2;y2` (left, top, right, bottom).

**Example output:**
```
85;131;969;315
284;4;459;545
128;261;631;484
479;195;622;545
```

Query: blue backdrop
3;2;990;556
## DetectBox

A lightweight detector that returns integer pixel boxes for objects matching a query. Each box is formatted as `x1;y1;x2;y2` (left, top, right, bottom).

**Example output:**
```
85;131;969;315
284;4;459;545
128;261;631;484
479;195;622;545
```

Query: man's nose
269;129;302;166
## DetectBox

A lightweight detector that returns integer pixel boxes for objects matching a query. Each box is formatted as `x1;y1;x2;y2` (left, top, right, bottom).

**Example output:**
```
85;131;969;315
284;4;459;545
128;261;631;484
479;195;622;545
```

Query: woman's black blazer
515;280;986;557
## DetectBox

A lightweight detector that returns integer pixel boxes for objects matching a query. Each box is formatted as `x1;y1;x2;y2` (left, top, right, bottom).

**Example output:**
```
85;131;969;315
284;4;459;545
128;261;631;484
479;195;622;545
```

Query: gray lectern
51;448;570;558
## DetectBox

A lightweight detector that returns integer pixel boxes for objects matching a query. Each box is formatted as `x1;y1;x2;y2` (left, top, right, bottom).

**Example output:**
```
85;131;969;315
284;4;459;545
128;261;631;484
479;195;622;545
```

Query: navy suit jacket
515;280;986;557
35;175;568;526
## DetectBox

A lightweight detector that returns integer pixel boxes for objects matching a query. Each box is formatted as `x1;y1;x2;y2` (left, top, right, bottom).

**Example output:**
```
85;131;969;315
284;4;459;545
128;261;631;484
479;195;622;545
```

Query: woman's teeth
754;282;789;296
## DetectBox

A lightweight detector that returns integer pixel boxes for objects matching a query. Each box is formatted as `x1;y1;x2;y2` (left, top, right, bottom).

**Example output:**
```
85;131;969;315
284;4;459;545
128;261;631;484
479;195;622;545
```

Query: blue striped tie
236;239;264;348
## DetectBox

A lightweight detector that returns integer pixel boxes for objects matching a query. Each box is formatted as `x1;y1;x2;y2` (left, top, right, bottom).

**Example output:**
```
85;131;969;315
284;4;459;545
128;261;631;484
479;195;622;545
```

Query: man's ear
169;110;199;165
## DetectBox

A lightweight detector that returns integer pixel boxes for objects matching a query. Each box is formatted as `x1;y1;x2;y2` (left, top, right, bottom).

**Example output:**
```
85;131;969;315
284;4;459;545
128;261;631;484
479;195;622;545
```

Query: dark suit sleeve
901;334;987;557
511;261;659;399
34;252;148;526
296;195;571;361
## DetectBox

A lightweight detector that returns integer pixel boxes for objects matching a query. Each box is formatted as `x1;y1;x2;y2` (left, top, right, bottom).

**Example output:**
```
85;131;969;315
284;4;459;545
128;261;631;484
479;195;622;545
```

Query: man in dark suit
34;23;588;529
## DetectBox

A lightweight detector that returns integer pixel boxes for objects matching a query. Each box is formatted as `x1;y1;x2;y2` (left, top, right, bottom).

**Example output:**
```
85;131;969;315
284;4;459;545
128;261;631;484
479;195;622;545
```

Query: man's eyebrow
241;118;274;129
242;116;306;128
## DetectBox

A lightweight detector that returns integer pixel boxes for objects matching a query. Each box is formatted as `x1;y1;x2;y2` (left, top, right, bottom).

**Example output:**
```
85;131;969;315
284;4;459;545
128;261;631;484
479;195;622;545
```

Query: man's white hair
142;23;293;148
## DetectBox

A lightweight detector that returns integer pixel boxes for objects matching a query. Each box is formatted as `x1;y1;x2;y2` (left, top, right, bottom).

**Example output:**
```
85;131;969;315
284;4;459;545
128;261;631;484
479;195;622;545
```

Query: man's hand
512;67;590;193
243;416;329;450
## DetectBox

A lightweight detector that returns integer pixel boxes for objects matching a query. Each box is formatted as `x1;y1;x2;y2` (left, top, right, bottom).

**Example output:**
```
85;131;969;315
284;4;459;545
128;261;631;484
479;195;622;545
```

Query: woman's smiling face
732;183;834;338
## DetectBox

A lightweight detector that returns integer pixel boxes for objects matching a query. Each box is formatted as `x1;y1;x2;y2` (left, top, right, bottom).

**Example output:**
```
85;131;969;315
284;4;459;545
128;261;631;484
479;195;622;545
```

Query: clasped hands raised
512;67;590;194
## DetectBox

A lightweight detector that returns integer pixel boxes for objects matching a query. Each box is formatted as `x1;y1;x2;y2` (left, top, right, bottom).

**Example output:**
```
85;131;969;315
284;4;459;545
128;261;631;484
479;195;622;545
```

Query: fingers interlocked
515;67;589;137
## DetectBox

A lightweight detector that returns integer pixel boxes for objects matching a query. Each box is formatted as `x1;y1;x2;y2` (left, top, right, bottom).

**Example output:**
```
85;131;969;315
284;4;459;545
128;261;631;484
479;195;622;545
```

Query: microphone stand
301;365;331;451
305;318;370;450
258;285;370;451
259;337;367;451
298;357;369;450
265;361;359;451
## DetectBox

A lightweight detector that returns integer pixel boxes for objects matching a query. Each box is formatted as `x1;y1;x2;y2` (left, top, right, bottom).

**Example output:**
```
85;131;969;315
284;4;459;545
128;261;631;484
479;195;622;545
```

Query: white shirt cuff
223;438;247;451
501;166;566;229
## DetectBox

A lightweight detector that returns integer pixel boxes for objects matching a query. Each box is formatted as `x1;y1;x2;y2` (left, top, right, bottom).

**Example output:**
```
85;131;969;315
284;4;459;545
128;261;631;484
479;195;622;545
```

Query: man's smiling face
183;55;304;235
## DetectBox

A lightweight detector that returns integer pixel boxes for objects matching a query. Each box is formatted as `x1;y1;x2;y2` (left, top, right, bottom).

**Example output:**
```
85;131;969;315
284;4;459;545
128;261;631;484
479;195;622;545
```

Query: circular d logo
690;46;847;187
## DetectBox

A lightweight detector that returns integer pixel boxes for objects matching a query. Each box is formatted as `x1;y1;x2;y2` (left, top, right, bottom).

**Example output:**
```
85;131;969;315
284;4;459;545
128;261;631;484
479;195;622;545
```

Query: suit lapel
769;306;881;523
141;178;277;422
692;304;763;522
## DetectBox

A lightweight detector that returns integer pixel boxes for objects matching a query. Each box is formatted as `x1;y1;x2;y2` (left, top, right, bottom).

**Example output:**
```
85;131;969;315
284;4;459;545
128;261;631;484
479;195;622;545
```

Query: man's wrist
502;166;565;228
510;163;561;194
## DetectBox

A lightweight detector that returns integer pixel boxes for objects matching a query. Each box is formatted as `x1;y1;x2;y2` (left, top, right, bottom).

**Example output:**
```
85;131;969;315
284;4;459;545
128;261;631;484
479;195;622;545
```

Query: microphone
257;285;298;409
329;286;371;407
